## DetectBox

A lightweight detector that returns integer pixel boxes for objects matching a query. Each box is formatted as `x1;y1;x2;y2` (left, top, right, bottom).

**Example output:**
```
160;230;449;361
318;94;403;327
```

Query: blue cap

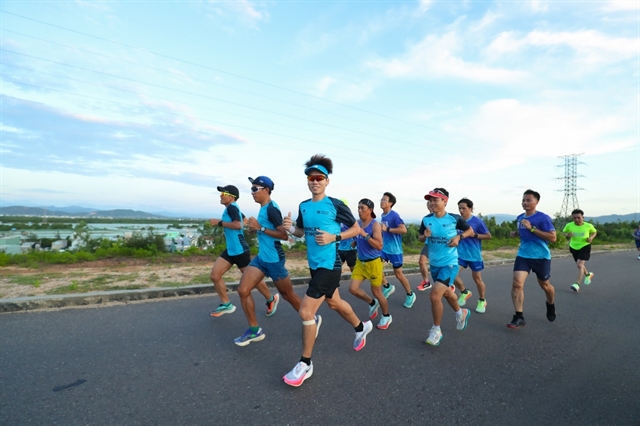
248;176;274;190
304;164;329;176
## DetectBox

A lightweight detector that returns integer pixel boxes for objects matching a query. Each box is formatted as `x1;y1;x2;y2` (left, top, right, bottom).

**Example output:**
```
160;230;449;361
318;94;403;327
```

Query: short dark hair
305;154;333;174
571;209;584;216
523;189;540;201
383;192;396;207
434;187;449;198
458;198;474;209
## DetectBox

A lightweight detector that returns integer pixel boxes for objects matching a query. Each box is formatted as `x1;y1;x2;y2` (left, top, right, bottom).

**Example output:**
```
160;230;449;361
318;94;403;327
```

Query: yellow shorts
352;257;383;286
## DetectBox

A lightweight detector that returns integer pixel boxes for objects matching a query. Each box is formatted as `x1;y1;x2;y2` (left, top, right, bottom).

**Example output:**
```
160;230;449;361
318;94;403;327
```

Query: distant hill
0;206;166;219
585;213;639;224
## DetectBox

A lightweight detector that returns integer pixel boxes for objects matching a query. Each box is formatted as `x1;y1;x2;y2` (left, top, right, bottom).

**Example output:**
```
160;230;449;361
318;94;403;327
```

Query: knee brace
302;319;315;326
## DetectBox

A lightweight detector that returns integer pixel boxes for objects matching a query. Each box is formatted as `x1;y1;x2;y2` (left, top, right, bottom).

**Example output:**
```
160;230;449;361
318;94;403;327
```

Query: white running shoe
283;361;313;387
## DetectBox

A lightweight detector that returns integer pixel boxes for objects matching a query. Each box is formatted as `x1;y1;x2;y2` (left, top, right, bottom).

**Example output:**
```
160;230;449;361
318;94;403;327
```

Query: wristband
218;221;224;227
288;225;296;234
530;226;536;233
365;235;371;241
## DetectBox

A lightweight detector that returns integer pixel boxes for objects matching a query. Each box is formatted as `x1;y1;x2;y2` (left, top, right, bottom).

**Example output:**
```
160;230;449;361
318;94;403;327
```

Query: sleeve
588;223;597;233
562;223;570;233
266;203;283;227
538;214;555;232
333;199;356;227
476;218;490;234
454;214;471;232
226;205;242;222
391;211;404;227
295;206;304;229
418;218;426;235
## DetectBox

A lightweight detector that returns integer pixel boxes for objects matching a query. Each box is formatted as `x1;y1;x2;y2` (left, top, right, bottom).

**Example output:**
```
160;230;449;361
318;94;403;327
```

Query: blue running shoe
382;284;395;299
234;328;265;346
404;292;416;308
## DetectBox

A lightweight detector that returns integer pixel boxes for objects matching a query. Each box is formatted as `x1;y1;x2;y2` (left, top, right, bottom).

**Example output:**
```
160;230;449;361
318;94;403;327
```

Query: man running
337;199;357;273
417;203;434;291
562;209;597;293
633;225;640;260
379;192;417;308
349;199;392;330
282;154;372;387
421;188;474;346
453;198;492;313
234;176;321;346
508;189;557;329
208;185;275;317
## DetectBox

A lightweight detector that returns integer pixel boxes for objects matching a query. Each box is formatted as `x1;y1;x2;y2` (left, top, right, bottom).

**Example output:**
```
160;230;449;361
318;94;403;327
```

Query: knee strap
302;319;315;326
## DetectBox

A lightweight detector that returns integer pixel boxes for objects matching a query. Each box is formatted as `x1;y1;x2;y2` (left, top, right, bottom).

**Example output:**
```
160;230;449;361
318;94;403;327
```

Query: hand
447;236;460;247
423;227;432;238
247;216;259;231
521;219;532;230
209;218;221;226
283;212;293;230
315;229;334;246
565;232;574;238
360;229;369;238
382;222;389;232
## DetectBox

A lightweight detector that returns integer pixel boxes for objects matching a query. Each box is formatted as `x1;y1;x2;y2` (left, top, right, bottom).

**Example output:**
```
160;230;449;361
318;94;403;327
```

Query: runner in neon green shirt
562;209;597;293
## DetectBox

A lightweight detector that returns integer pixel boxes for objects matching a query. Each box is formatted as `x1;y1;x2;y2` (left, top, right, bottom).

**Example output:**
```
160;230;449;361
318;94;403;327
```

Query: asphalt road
1;251;638;425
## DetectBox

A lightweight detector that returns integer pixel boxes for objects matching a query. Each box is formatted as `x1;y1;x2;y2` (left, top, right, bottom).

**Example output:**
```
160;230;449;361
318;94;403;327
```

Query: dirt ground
0;245;627;299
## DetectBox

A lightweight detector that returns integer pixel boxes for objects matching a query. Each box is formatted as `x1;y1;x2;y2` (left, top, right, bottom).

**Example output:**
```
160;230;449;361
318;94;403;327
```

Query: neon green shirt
562;222;597;250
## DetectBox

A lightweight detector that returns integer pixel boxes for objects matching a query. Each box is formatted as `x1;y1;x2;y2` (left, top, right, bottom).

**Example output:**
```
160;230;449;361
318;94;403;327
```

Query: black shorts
338;250;357;267
513;256;551;281
306;268;342;299
570;245;591;262
219;249;251;269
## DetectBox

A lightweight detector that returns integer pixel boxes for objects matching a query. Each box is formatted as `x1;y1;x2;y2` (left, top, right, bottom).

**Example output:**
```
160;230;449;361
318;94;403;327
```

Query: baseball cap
424;188;449;202
304;164;329;176
359;198;377;218
248;176;274;190
217;185;240;199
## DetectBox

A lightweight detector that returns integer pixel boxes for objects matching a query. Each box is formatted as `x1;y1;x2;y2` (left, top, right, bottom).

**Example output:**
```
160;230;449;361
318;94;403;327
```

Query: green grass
45;279;146;295
189;273;211;284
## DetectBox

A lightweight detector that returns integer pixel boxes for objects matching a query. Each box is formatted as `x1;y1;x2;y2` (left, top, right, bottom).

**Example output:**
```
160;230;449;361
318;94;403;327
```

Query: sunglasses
221;192;235;197
251;186;266;193
307;175;327;182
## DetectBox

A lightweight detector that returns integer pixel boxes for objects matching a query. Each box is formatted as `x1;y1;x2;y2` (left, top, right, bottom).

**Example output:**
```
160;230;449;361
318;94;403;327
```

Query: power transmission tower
557;153;585;219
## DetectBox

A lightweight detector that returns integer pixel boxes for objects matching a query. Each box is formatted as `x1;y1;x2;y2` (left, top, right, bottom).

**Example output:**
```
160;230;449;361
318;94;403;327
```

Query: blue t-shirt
256;200;285;263
457;216;490;262
517;211;555;259
419;213;470;267
222;202;249;256
296;196;357;271
381;210;404;255
338;223;356;252
355;220;381;261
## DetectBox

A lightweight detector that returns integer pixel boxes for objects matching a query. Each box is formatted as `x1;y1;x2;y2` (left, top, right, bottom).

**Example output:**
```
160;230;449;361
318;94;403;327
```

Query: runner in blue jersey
208;185;274;318
419;188;475;346
417;202;434;291
379;192;417;309
507;189;557;329
337;199;357;272
453;198;492;314
234;176;321;346
282;154;372;387
348;199;392;330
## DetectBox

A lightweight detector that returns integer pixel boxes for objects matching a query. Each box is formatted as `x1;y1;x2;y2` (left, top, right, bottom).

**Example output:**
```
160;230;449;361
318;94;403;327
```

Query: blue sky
1;0;638;221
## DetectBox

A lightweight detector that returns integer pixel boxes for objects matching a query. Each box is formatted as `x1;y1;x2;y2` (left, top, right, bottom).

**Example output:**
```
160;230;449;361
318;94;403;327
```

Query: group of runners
207;153;602;387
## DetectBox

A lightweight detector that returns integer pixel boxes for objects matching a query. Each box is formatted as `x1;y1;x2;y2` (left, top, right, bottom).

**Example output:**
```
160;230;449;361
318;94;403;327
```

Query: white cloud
417;0;433;14
204;0;268;25
529;0;549;13
603;0;639;11
369;32;526;83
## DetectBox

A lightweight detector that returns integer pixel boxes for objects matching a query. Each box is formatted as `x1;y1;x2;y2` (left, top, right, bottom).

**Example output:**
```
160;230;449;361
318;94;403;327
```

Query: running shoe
404;292;416;308
546;302;556;322
377;315;392;330
417;280;432;291
458;291;472;307
426;326;443;346
210;303;236;317
584;272;594;285
283;361;313;387
369;299;380;320
353;321;373;351
475;300;487;314
234;328;265;346
382;284;396;299
456;309;470;331
265;293;280;317
571;283;580;292
507;315;526;329
315;315;322;338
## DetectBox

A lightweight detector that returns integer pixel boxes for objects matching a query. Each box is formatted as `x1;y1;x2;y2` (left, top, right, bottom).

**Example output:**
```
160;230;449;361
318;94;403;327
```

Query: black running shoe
507;315;526;329
546;302;556;322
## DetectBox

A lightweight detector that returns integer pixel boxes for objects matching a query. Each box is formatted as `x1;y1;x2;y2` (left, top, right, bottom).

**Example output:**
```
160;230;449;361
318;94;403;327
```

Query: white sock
455;309;463;317
433;325;441;332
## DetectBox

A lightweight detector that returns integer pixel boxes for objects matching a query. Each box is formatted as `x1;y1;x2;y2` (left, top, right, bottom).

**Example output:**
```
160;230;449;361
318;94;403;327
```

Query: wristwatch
474;232;478;238
335;234;342;242
260;226;266;232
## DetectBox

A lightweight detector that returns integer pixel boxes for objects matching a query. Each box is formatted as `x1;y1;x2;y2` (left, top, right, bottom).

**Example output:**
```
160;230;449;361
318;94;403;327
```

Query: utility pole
557;154;584;221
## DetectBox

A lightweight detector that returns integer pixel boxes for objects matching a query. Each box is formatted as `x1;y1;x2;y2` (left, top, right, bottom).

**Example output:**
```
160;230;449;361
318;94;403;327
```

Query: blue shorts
381;252;403;268
248;256;289;281
430;264;459;286
458;259;485;271
513;256;551;281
